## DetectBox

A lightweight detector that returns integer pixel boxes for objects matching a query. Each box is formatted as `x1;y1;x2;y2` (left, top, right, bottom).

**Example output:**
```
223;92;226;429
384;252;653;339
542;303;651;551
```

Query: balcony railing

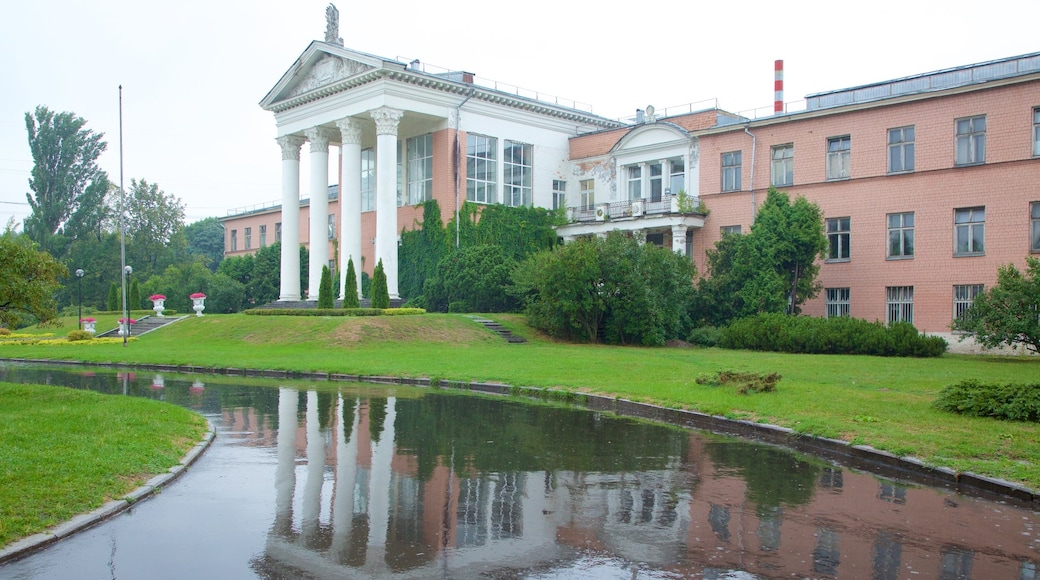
567;194;700;223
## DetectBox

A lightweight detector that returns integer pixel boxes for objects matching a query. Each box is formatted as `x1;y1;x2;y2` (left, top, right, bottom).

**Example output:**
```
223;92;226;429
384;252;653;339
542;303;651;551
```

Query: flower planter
81;319;96;334
117;318;136;337
150;295;166;318
190;293;206;317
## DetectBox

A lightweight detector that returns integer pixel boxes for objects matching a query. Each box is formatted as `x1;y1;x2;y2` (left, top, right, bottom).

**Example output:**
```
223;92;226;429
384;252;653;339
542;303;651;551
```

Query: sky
2;0;1037;229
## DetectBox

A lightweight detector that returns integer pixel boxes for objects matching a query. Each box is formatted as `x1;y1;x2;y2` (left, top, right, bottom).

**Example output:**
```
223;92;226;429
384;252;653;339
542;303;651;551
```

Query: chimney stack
774;60;784;114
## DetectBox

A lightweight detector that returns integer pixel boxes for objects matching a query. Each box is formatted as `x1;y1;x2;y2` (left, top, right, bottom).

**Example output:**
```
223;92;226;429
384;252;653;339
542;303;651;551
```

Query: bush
66;330;93;342
696;370;781;394
317;266;335;309
0;328;12;336
721;313;947;357
935;380;1040;422
423;245;519;313
342;258;360;309
244;308;425;317
687;326;723;347
371;260;390;309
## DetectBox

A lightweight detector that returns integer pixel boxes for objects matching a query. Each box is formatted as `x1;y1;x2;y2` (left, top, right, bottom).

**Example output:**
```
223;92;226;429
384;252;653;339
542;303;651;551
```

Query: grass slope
4;313;1039;490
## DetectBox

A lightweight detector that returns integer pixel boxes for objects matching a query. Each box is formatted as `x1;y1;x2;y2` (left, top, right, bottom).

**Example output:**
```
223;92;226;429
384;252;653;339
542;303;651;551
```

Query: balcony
567;194;702;223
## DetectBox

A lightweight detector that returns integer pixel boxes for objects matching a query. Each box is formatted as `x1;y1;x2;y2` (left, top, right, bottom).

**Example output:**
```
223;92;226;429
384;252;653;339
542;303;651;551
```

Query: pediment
612;123;690;153
261;42;395;110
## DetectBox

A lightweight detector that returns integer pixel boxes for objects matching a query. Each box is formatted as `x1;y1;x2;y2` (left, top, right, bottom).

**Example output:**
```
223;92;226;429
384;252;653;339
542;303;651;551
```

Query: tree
0;231;68;328
129;278;141;311
423;245;519;313
183;217;225;271
954;257;1040;354
317;265;335;308
116;179;186;272
371;259;390;309
342;257;360;308
23;106;110;256
107;282;119;311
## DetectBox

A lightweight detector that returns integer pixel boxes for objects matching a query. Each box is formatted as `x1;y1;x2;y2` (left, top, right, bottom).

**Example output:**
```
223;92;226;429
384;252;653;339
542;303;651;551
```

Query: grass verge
0;383;207;548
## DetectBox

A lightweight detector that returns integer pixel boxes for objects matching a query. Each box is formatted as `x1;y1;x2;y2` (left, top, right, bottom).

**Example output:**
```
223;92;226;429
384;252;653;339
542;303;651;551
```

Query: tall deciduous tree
954;257;1040;354
0;230;68;328
23;106;110;256
115;179;186;272
183;217;226;271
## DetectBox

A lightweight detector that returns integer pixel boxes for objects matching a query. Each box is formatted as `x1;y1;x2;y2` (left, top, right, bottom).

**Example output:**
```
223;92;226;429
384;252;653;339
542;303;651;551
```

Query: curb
0;419;217;565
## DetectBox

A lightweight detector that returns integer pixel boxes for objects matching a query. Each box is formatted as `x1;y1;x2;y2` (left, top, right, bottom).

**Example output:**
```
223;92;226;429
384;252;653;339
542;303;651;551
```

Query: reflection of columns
302;391;326;543
371;107;403;299
277;136;305;301
367;397;396;548
305;127;336;300
336;118;364;298
671;225;689;256
275;388;299;536
330;396;359;561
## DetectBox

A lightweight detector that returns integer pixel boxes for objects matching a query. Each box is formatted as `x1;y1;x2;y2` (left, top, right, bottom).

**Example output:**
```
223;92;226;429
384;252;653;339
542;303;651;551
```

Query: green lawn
4;312;1039;491
0;383;207;548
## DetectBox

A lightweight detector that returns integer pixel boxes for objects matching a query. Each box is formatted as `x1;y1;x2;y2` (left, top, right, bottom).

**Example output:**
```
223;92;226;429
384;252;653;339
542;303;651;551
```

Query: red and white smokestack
774;60;784;113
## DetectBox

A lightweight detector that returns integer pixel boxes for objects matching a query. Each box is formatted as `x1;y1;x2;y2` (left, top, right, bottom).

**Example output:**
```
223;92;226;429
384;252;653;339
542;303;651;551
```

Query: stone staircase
95;315;187;338
469;317;527;344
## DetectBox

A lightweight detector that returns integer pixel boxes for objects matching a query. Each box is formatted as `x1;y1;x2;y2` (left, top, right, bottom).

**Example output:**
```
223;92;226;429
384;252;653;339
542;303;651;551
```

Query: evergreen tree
317;265;335;308
371;259;390;309
107;283;119;311
342;257;360;308
129;278;141;311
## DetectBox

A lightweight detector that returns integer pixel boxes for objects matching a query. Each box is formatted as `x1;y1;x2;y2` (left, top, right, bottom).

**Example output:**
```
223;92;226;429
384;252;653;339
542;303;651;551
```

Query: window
826;136;851;180
887;212;914;258
361;148;375;212
275;222;282;243
771;144;793;186
826;217;850;262
955;115;986;165
826;288;850;318
721;225;742;236
260;225;267;247
954;207;985;255
721;151;741;192
244;227;251;250
669;157;685;194
579;179;595;209
886;286;914;325
230;229;237;252
649;162;663;202
888;126;915;173
328;214;335;239
552;180;566;210
954;284;984;325
466;134;497;204
1034;108;1040;156
1032;202;1040;252
627;165;642;200
406;134;433;205
503;141;532;207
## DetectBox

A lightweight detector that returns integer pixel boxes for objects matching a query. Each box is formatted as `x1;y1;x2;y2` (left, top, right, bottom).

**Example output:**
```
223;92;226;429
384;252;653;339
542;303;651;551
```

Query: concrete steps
469;317;527;344
95;315;187;338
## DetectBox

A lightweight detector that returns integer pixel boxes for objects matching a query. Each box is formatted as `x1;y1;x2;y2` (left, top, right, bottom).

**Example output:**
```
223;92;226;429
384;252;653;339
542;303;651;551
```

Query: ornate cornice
304;126;336;152
335;117;364;145
276;135;306;161
370;107;403;136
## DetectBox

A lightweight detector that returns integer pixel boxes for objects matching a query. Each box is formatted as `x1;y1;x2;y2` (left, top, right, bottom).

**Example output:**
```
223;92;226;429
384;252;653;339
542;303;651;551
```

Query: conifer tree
107;283;119;311
342;257;360;308
371;259;390;309
317;265;335;308
129;278;141;311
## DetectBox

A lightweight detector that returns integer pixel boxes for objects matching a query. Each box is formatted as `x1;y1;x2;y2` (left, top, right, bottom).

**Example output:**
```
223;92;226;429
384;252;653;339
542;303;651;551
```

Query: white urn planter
118;319;135;337
81;319;96;334
191;293;206;317
150;295;166;317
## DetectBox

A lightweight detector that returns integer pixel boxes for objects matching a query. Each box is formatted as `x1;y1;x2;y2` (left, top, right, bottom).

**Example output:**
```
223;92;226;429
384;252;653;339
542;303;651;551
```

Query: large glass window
579;179;594;209
1032;202;1040;252
361;148;375;212
627;165;642;200
886;286;914;325
552;180;566;210
826;217;851;262
887;212;914;258
722;151;741;192
466;134;497;204
888;126;915;173
826;288;850;318
954;207;985;256
955;115;986;165
826;136;851;180
406;134;433;205
954;284;984;325
771;144;793;186
649;162;664;202
721;225;742;236
503;140;532;207
669;157;685;194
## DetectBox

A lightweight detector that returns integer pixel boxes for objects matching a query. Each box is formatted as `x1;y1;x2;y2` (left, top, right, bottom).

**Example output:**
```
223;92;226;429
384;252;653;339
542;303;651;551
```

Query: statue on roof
325;4;343;46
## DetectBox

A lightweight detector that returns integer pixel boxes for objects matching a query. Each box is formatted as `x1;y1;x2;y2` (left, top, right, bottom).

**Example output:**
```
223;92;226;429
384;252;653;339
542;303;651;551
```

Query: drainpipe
453;89;476;248
744;124;757;218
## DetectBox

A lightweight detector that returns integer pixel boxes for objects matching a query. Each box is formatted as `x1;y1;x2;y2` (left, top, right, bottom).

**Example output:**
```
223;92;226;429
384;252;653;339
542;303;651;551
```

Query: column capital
335;117;364;145
305;126;336;153
370;107;403;136
276;135;306;161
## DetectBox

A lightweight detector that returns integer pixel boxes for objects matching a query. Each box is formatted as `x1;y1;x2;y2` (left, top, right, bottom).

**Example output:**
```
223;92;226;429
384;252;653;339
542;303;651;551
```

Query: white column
301;390;326;541
671;224;689;256
275;387;299;535
277;136;305;301
367;397;396;548
305;126;336;301
336;118;364;298
370;107;403;300
330;396;359;561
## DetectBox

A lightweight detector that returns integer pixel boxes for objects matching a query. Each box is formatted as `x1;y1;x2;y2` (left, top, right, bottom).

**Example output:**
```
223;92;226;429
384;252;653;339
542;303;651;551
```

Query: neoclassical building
224;9;1039;335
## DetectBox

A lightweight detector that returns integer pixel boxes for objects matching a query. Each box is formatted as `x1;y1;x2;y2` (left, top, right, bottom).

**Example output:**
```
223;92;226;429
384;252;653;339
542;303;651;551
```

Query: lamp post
122;265;132;345
75;269;84;330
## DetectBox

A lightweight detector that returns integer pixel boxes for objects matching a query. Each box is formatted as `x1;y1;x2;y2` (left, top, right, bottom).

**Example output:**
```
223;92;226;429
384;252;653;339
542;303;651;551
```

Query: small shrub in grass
935;380;1040;422
687;326;722;347
721;313;947;357
66;330;93;342
0;328;11;336
696;370;781;394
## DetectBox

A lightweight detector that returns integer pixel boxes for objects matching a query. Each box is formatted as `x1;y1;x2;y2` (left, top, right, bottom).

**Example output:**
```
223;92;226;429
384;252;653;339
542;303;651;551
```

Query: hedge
245;308;426;317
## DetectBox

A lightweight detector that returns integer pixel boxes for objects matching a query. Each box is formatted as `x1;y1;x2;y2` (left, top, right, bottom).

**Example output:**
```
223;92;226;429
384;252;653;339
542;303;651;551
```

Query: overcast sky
2;0;1037;229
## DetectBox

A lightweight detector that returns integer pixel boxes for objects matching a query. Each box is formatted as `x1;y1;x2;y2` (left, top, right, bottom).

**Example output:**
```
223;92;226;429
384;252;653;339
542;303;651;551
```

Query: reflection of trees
393;394;688;480
705;440;821;513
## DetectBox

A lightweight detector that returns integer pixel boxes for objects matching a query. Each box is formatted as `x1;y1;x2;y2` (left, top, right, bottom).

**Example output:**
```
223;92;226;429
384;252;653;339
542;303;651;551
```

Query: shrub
696;370;781;394
423;245;520;313
317;266;335;309
935;380;1040;422
371;260;390;309
66;330;93;342
342;257;360;308
721;313;947;357
0;328;12;336
687;326;722;347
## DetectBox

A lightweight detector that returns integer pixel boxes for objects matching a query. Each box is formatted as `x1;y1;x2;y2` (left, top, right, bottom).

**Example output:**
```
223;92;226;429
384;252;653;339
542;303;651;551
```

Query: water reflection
1;364;1038;579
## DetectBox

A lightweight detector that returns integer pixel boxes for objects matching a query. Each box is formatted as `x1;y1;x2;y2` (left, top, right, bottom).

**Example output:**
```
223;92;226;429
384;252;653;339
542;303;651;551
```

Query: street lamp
122;265;132;345
75;269;84;330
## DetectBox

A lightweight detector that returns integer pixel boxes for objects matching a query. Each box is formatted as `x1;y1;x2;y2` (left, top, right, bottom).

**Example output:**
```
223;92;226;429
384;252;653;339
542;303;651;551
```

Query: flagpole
119;85;129;347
